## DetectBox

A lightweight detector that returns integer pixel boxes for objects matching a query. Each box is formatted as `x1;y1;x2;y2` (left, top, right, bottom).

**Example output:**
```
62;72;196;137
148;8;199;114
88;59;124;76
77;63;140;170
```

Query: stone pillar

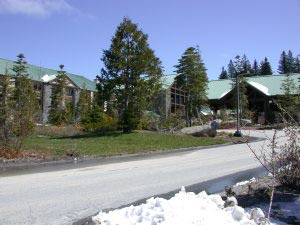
165;88;171;118
42;84;52;123
73;88;81;118
73;89;80;107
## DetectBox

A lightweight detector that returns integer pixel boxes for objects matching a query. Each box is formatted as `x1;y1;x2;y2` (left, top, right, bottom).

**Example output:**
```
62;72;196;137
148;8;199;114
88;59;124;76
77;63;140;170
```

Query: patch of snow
249;196;300;225
92;188;276;225
41;74;56;82
234;178;256;187
247;81;270;96
231;206;245;221
226;196;238;207
249;208;265;224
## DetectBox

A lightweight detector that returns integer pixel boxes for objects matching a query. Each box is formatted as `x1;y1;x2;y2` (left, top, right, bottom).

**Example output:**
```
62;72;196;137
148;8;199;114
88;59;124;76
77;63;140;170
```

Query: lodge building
0;58;97;123
1;57;299;124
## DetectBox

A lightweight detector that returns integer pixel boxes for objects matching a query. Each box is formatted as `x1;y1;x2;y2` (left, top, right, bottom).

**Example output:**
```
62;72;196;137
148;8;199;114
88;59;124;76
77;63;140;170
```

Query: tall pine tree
294;56;300;73
76;85;91;124
286;50;295;73
174;47;208;127
280;74;297;114
260;57;273;75
228;60;235;79
48;64;69;125
219;67;228;79
0;66;14;147
12;54;38;151
233;55;243;76
252;59;259;76
278;50;288;74
100;17;163;133
241;54;251;74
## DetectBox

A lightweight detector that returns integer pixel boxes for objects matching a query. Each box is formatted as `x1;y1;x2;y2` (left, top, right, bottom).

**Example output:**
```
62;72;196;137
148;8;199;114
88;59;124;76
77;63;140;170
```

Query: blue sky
0;0;299;80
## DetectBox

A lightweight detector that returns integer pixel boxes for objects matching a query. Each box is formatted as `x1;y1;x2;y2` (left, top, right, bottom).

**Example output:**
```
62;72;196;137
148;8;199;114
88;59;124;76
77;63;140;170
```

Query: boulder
181;125;217;137
210;120;220;130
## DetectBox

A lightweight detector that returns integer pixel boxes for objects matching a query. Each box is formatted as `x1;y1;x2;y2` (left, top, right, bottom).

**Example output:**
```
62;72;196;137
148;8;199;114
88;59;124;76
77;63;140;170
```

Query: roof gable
207;79;234;100
0;58;97;91
208;74;300;99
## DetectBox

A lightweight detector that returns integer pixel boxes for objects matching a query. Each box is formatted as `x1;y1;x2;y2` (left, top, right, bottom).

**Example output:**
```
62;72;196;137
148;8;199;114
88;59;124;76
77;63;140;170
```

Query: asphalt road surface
0;129;278;225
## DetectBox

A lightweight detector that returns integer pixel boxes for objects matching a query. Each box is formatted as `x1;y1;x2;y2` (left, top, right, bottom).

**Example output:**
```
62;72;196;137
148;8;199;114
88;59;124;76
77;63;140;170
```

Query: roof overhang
247;81;270;96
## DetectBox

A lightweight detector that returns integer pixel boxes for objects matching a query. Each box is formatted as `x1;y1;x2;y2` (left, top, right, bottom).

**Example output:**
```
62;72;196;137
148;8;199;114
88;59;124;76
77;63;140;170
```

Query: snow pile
234;177;256;187
92;187;270;225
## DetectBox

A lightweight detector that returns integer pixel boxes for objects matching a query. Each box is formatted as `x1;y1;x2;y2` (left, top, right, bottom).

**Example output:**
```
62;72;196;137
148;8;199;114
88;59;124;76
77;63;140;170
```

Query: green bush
81;107;118;132
137;111;160;131
159;113;185;132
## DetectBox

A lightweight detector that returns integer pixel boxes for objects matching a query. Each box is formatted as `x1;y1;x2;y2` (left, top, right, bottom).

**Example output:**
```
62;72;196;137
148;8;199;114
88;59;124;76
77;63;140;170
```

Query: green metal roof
246;74;300;96
0;58;97;91
207;79;234;100
208;74;300;99
160;74;177;89
163;73;300;99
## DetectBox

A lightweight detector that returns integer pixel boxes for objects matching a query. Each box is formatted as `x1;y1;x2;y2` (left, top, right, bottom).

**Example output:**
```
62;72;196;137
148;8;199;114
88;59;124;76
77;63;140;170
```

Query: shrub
159;113;185;133
81;108;118;132
34;124;83;137
275;125;300;188
137;111;160;131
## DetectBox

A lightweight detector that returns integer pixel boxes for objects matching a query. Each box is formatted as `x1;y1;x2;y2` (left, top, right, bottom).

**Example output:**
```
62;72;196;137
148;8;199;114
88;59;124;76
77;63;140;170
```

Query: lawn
24;131;228;159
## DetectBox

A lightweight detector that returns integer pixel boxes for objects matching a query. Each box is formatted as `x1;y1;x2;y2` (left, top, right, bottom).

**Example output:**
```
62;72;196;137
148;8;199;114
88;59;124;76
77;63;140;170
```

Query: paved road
0;129;277;225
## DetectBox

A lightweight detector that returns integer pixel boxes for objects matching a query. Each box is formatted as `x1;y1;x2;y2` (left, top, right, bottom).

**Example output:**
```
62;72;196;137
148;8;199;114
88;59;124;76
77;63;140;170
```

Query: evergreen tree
76;85;91;123
230;74;249;120
218;67;228;79
0;66;14;147
252;59;259;76
294;56;300;73
239;75;249;119
228;60;235;79
48;64;69;125
280;74;297;114
241;54;251;75
100;17;163;133
233;55;243;76
174;46;208;127
227;55;250;119
260;57;273;75
278;50;288;74
11;54;37;151
286;50;295;73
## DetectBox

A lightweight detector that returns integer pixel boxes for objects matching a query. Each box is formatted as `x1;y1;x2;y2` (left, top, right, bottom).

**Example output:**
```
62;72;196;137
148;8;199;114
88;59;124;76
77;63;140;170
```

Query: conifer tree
278;50;288;74
11;54;37;151
233;55;243;76
174;46;208;127
100;17;163;133
286;50;295;73
48;64;69;125
252;59;259;76
230;74;249;120
228;55;250;119
0;66;14;147
295;56;300;73
219;67;228;79
228;60;235;79
260;57;273;75
241;54;251;74
280;74;297;114
239;75;249;119
76;85;91;123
